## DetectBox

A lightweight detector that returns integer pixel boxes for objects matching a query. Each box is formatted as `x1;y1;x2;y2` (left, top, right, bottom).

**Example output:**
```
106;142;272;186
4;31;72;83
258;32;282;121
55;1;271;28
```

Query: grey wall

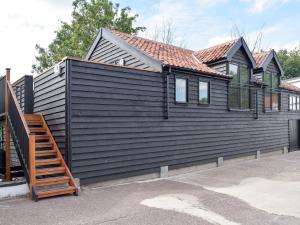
33;62;67;157
88;37;151;70
67;59;300;184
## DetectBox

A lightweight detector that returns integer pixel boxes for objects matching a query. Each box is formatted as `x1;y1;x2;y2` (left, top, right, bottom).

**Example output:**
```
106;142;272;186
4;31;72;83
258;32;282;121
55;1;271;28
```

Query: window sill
174;101;188;106
198;103;210;107
264;110;280;113
228;108;252;112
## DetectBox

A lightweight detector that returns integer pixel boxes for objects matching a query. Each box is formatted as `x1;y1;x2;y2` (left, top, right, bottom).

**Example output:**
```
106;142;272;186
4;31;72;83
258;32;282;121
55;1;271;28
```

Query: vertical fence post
5;68;11;181
29;135;36;187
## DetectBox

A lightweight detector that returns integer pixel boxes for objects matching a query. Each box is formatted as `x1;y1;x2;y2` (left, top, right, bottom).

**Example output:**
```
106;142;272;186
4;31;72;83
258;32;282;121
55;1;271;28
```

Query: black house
1;28;300;200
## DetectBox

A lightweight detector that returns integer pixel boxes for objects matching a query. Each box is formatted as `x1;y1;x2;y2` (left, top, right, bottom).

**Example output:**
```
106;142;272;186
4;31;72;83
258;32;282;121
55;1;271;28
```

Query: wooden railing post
5;68;11;181
29;135;36;187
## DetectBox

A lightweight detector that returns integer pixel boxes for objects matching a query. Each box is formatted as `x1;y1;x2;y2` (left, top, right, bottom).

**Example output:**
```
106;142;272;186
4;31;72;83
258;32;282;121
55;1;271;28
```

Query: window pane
264;90;271;111
229;86;239;109
293;96;297;110
229;64;238;83
240;65;249;84
272;93;279;111
297;96;300;111
199;81;209;104
289;96;293;110
241;88;249;109
264;73;271;87
272;74;279;89
175;78;187;102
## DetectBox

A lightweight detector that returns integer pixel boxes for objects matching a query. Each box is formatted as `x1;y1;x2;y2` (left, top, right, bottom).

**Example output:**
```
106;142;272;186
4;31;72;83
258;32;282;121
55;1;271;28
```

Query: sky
1;0;300;82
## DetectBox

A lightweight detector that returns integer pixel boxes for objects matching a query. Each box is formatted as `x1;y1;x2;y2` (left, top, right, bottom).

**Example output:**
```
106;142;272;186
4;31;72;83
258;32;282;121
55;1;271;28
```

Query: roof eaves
85;28;103;60
167;64;231;79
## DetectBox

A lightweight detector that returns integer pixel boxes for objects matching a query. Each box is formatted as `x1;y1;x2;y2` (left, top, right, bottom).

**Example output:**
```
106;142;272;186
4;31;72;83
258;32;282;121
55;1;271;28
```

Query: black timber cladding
231;47;252;65
13;75;34;114
33;62;67;158
88;37;151;70
86;29;163;72
0;76;5;114
266;58;280;74
67;59;300;184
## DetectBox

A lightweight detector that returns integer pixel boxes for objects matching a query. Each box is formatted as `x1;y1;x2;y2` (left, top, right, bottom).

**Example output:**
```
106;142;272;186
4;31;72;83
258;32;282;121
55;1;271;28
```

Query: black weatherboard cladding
33;62;67;158
267;59;280;74
13;75;34;114
66;59;300;184
232;48;251;65
88;37;151;70
0;76;5;114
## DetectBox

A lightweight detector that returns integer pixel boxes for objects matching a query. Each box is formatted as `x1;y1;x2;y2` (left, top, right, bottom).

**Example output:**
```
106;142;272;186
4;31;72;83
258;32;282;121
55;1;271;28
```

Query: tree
32;0;145;73
146;20;186;47
277;47;300;79
231;23;265;53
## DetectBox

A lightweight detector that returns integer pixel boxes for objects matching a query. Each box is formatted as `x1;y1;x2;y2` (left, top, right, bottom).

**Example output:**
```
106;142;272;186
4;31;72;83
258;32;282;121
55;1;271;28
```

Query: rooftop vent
117;58;125;66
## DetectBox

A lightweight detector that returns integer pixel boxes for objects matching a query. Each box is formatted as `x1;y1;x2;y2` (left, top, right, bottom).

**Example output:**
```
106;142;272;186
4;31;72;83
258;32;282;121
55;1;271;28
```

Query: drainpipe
255;82;264;119
163;66;171;119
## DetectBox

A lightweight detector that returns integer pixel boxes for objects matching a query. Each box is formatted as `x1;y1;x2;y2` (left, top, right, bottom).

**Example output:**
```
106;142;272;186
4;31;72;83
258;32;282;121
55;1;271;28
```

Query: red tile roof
193;39;238;63
110;30;226;77
280;82;300;92
253;50;271;67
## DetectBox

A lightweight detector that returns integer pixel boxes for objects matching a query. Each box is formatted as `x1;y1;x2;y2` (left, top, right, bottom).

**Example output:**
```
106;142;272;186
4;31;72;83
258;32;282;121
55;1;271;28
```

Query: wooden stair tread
35;135;49;140
29;127;46;133
24;114;42;120
36;176;70;186
36;158;61;166
36;167;65;176
36;142;53;148
35;150;56;157
36;186;76;198
27;121;43;125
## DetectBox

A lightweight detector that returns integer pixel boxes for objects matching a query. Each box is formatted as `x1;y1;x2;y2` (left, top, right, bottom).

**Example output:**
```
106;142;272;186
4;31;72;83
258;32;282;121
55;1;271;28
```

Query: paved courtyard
1;151;300;225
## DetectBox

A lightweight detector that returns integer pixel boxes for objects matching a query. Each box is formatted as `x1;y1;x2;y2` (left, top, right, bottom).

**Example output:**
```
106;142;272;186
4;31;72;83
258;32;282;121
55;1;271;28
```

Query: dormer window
264;72;280;111
228;63;250;110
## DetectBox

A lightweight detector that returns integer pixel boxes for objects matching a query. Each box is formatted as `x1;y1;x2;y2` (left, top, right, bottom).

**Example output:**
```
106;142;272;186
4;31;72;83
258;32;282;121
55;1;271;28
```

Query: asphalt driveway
1;151;300;225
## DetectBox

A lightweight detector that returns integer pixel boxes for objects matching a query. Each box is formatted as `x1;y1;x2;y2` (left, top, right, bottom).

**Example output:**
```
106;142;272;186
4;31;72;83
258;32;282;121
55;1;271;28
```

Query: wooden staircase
24;114;78;201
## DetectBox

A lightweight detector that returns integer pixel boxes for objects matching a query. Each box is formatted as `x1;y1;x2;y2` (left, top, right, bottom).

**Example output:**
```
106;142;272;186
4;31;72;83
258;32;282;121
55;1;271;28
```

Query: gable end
85;28;163;72
226;38;256;68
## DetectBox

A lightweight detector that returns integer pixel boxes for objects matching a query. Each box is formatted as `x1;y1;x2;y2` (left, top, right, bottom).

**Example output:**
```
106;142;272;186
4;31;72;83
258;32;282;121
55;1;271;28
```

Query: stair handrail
6;79;36;194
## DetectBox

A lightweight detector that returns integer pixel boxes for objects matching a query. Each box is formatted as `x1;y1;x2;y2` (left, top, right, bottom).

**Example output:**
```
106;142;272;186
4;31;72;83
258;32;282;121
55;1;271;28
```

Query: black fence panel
0;76;5;114
13;75;34;114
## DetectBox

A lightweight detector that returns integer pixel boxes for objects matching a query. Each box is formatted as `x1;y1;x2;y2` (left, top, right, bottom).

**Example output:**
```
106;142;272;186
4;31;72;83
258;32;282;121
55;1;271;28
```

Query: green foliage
32;0;145;73
277;47;300;79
